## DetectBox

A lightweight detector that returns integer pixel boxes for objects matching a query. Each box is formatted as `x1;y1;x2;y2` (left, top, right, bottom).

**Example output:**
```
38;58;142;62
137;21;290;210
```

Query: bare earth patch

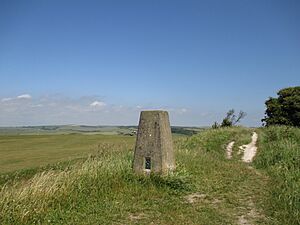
236;132;265;225
128;212;146;222
239;132;258;163
223;132;264;225
185;193;207;204
237;200;264;225
226;141;235;159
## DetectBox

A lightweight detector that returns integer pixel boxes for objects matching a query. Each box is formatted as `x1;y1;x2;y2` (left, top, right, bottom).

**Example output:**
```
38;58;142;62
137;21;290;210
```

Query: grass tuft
254;126;300;225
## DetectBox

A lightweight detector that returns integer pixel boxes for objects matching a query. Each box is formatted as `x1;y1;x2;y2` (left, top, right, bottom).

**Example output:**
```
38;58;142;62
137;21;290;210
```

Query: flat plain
0;134;135;173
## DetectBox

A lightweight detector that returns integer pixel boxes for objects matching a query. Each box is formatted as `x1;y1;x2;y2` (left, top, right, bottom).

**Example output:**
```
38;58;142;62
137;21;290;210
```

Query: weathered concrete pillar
133;110;175;175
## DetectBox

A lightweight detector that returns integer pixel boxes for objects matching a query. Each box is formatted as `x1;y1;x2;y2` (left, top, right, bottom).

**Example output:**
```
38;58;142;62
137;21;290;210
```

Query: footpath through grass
0;127;298;224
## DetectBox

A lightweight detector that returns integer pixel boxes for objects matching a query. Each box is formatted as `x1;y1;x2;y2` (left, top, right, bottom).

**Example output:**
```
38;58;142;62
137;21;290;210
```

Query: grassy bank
254;126;300;225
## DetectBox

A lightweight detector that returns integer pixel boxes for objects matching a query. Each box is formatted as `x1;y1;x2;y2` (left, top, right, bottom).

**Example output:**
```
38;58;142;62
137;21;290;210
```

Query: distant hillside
0;125;206;136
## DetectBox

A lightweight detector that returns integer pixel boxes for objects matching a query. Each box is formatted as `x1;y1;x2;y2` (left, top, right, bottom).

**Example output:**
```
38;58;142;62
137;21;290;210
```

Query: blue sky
0;0;299;126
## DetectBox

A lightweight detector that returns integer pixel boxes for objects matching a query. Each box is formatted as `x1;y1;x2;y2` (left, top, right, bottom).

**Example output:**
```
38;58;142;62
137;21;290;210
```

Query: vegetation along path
0;127;299;224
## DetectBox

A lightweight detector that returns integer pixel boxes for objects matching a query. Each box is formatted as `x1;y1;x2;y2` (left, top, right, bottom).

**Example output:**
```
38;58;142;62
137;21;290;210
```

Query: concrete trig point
133;110;175;175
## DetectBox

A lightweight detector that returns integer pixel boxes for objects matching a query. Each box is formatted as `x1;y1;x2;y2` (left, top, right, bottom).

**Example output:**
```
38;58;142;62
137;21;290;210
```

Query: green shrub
262;86;300;127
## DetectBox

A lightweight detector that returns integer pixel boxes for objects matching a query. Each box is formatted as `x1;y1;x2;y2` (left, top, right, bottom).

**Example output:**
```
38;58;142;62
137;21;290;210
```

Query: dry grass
0;142;131;223
1;127;297;224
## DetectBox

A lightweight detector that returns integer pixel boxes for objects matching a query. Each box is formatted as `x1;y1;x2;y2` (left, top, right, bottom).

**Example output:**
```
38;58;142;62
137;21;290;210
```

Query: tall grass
0;141;192;224
254;126;300;225
0;143;128;223
3;126;295;224
178;126;252;160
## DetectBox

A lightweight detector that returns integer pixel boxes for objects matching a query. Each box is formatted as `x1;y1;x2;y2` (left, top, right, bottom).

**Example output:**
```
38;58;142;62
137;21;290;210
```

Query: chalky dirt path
226;141;235;159
225;132;258;163
225;132;263;225
240;132;258;163
238;132;262;225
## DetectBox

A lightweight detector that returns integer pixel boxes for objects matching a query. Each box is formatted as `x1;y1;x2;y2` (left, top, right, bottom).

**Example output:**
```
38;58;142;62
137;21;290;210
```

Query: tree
262;86;300;127
220;109;246;127
212;121;219;129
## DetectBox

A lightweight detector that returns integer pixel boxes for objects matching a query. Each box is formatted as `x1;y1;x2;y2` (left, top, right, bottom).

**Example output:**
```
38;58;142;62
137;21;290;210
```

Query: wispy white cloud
1;94;32;102
17;94;32;99
90;101;106;107
180;108;187;113
0;94;211;126
1;97;13;102
31;104;43;108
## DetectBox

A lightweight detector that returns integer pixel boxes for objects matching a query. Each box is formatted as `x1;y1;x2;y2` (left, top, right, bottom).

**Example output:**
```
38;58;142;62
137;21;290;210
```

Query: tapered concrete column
133;111;175;175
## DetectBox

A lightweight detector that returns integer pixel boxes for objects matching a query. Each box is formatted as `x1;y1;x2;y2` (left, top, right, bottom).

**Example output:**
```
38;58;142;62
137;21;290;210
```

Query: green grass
0;126;298;224
254;126;300;225
0;134;135;173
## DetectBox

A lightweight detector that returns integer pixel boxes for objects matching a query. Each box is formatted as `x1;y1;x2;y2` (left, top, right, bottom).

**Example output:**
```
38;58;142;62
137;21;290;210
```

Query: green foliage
254;126;300;225
262;86;300;127
211;121;219;129
219;109;246;127
171;127;198;136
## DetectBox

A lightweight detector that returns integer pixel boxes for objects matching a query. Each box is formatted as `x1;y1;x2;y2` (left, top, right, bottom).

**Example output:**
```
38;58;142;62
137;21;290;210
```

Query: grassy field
0;126;299;224
0;126;197;174
0;134;135;173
